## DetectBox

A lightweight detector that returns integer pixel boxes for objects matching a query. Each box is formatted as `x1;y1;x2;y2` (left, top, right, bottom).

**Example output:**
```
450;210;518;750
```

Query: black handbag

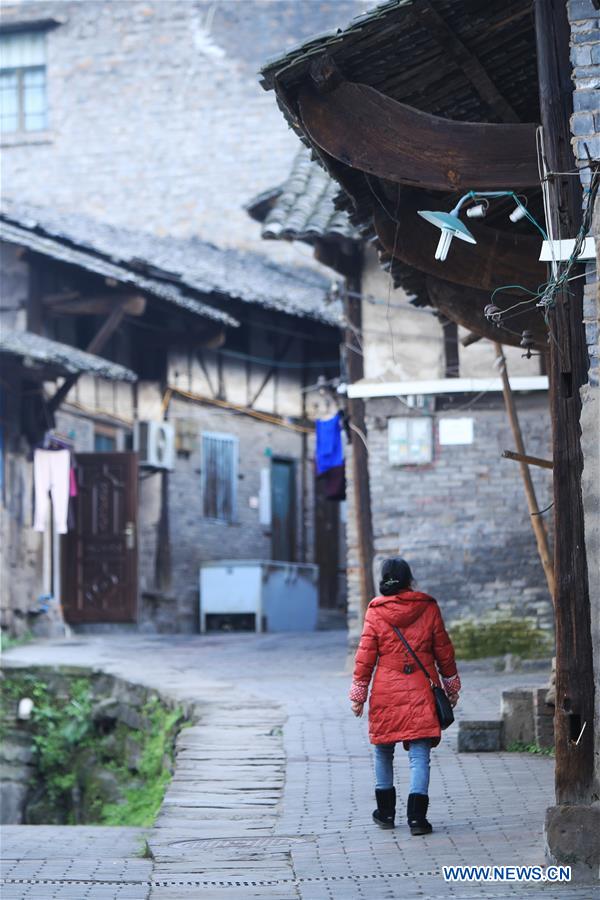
391;625;455;730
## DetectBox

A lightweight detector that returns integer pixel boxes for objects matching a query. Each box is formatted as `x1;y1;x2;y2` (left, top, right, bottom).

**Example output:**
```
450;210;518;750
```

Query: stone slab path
2;633;594;899
0;827;151;899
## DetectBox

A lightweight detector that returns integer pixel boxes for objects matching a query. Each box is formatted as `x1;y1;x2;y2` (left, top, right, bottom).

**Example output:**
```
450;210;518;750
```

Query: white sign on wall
439;417;474;446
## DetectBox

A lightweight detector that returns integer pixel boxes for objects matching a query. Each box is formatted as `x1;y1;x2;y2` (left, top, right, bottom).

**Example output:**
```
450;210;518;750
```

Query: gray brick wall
158;395;315;631
569;0;600;796
347;394;554;646
569;0;600;376
0;0;361;265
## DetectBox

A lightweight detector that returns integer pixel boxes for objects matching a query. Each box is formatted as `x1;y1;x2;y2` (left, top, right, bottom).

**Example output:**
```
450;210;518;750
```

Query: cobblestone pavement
2;633;594;899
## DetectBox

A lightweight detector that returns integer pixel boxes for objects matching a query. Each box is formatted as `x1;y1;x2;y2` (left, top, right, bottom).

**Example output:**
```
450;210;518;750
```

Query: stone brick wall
568;0;600;804
0;0;361;266
159;394;315;632
347;393;554;646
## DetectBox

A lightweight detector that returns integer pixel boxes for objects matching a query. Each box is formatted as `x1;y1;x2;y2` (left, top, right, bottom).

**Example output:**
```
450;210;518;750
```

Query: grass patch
506;741;555;757
449;617;553;661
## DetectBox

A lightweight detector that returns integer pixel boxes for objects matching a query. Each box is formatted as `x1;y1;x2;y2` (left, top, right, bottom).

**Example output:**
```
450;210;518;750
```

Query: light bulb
509;203;527;223
435;230;453;261
466;203;487;218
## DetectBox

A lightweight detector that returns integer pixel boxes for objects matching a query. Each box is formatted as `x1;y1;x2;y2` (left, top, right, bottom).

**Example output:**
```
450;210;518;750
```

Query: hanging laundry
33;448;71;534
323;463;346;501
315;412;344;475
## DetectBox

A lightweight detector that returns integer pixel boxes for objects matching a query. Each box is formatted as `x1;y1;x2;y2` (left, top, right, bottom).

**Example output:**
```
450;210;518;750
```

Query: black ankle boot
407;793;432;835
372;787;396;828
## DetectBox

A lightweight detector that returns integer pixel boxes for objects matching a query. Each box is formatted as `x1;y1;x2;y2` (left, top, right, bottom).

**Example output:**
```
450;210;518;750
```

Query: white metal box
199;560;319;633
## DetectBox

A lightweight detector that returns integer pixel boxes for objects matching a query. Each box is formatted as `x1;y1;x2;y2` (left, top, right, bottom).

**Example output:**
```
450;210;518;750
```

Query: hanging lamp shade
417;209;477;260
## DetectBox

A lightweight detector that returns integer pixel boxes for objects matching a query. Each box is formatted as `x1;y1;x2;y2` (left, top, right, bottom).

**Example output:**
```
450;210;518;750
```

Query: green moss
100;699;182;827
507;741;555;757
1;670;184;827
449;617;553;661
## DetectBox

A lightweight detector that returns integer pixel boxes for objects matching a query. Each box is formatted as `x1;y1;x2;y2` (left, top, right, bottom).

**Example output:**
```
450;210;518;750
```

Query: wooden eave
262;0;548;348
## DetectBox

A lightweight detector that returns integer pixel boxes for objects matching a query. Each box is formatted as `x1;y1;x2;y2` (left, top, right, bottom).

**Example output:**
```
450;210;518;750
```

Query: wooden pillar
535;0;594;805
343;252;376;615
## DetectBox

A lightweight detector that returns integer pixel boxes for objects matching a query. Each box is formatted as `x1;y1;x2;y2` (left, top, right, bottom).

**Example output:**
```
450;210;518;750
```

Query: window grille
202;432;238;523
0;31;47;132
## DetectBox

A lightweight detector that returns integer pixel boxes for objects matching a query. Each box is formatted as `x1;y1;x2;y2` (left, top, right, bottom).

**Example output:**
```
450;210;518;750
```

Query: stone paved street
1;633;593;899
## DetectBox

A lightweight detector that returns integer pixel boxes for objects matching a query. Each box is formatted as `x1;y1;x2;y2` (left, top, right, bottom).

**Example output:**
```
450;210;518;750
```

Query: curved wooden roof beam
298;78;539;191
425;276;548;351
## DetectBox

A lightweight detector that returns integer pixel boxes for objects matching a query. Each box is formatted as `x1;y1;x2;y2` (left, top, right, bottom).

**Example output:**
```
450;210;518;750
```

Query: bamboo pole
495;343;555;600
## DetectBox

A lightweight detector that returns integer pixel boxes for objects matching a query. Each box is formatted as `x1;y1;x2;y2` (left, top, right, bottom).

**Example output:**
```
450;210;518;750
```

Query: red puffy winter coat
352;591;457;747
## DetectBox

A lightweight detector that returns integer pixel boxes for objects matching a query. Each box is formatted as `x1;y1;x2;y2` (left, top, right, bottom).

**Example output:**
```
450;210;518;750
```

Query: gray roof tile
0;330;137;382
247;147;360;244
1;199;342;326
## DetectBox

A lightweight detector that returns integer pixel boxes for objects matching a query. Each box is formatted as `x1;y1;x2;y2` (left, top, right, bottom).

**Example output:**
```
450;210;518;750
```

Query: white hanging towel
33;449;71;534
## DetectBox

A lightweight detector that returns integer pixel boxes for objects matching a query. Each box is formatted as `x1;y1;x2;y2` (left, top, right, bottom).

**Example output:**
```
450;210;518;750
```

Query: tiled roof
246;147;360;244
0;330;137;382
1;200;342;327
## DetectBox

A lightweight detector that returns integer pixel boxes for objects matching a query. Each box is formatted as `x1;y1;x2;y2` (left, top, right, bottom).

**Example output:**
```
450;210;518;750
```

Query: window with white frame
0;30;48;133
201;432;238;523
388;416;433;466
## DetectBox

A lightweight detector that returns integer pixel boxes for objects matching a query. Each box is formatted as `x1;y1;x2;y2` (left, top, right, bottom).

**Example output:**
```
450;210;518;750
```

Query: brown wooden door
63;453;138;624
314;475;340;608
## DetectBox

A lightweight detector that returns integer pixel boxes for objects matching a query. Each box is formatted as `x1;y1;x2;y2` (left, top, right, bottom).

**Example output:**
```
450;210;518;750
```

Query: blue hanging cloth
315;412;344;475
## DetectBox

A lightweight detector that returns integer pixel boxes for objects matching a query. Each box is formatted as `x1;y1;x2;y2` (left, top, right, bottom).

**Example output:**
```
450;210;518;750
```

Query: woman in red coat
350;558;461;835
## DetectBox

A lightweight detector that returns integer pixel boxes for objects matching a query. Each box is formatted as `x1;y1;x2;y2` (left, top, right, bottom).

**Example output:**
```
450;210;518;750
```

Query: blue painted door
271;458;296;562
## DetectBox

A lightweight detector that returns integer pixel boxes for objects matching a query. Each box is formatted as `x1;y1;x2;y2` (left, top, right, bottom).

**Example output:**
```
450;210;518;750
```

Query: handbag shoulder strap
391;625;434;686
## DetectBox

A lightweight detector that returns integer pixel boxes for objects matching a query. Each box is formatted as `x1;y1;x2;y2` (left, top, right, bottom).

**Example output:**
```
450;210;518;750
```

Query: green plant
0;629;33;653
506;741;555;757
1;670;184;827
30;677;94;809
449;617;553;661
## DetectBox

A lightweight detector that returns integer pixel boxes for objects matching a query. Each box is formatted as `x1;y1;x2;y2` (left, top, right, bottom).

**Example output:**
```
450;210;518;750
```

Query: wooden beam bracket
502;449;553;469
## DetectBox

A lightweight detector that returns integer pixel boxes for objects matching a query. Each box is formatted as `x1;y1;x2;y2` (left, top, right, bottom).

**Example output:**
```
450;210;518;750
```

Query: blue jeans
373;739;432;794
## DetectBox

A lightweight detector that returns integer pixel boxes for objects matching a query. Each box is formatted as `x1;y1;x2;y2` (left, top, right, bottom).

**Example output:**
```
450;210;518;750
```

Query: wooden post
344;256;376;616
535;0;595;805
494;343;555;599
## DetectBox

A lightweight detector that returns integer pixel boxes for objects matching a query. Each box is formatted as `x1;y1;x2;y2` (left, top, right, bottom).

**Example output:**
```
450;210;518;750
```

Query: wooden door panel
63;453;138;624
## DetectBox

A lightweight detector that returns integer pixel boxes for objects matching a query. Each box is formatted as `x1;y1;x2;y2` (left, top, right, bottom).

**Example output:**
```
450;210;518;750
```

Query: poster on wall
439;418;474;445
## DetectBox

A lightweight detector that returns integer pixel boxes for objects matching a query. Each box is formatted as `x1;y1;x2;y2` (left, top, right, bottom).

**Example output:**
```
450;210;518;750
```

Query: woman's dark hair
379;557;413;595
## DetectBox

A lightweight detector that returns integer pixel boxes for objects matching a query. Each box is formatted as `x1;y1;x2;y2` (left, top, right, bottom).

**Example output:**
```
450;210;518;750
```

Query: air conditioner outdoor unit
134;421;175;470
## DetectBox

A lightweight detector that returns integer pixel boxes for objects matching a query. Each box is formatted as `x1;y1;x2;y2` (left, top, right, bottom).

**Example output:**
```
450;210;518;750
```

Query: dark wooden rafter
298;70;539;192
43;292;147;317
409;0;520;124
425;277;547;351
48;297;130;412
372;195;546;296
